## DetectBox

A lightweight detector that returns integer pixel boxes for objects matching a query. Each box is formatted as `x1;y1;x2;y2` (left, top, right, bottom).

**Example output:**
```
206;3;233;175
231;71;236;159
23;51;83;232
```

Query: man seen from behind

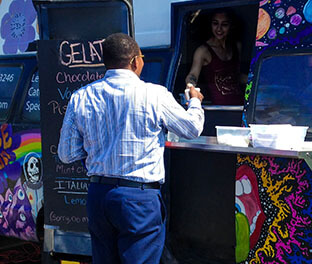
58;33;204;264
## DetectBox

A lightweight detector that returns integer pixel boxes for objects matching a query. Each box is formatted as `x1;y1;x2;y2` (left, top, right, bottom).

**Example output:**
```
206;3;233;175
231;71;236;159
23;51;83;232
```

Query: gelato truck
1;0;312;263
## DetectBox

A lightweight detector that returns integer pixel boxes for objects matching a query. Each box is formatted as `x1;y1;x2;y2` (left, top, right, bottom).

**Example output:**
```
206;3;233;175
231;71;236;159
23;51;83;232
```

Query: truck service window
255;54;312;131
173;4;258;106
22;70;40;122
0;66;22;120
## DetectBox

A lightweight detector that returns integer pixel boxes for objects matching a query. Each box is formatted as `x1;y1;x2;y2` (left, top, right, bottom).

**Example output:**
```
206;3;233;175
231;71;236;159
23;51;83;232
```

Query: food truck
1;0;312;263
165;1;312;264
0;0;43;252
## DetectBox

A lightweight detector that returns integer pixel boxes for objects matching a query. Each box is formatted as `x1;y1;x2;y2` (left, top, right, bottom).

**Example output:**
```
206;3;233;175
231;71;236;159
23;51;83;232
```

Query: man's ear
130;57;138;72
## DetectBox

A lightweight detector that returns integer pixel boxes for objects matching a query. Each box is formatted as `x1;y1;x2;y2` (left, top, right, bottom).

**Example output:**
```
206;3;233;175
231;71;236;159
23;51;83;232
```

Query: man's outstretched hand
187;83;204;102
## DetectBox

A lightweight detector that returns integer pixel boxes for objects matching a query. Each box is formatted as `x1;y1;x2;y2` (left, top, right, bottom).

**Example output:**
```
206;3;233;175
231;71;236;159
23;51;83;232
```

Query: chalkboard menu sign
38;40;105;232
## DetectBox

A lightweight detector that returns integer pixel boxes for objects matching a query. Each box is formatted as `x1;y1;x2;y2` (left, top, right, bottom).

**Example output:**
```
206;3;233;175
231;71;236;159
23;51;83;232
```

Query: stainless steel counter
166;136;312;168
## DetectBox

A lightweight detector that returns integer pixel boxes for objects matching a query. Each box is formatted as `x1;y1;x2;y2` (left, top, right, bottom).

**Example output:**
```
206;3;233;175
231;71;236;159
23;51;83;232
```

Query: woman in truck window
185;8;246;105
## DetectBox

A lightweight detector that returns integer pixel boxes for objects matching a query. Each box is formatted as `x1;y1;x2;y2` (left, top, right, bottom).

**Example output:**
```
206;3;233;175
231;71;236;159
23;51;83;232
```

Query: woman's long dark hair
190;7;241;45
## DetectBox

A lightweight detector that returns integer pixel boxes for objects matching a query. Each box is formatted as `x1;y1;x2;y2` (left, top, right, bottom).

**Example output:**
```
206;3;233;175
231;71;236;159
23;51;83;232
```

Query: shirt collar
105;69;140;80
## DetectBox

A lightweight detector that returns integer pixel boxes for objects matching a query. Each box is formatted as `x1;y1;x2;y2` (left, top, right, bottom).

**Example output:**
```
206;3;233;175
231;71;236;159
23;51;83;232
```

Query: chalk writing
56;164;75;174
59;40;105;68
49;211;89;225
58;87;74;100
50;144;57;155
39;40;104;232
49;144;63;164
64;195;87;206
56;71;104;84
54;180;89;192
55;164;87;175
48;100;67;115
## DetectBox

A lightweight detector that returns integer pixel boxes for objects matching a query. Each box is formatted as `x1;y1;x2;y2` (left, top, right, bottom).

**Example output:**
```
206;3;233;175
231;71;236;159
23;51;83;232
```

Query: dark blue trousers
87;182;166;264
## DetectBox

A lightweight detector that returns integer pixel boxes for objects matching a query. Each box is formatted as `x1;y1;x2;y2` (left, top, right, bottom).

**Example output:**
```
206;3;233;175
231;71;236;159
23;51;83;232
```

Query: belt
89;176;160;189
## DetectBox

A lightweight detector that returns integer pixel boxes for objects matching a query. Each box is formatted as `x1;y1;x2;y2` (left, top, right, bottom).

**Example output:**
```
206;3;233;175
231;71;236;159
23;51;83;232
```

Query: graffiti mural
239;3;312;258
236;154;312;263
254;0;312;54
0;123;42;241
243;0;312;125
0;0;39;54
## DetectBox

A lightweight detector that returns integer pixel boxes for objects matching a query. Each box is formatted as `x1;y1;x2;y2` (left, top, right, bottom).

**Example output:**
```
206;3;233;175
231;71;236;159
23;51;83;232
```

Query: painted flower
1;0;36;54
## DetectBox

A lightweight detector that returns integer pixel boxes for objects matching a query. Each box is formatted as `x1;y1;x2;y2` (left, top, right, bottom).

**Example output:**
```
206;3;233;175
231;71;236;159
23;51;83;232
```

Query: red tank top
200;43;244;105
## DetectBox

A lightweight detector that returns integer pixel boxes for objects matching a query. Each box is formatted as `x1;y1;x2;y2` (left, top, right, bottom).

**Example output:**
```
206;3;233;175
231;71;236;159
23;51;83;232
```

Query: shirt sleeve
57;95;87;164
160;89;204;139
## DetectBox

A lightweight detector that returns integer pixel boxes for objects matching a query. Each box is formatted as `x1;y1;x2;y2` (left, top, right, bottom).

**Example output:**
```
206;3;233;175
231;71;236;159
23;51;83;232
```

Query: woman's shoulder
195;42;211;56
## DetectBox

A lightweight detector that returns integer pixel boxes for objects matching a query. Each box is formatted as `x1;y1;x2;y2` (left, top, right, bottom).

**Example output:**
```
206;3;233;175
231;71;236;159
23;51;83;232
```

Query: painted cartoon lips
235;164;266;249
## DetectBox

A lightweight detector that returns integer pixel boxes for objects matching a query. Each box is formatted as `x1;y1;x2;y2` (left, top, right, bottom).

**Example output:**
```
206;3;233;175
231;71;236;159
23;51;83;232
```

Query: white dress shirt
58;69;204;183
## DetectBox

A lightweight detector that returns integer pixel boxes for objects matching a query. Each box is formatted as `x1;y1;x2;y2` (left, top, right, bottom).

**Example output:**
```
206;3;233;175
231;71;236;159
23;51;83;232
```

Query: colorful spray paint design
236;154;312;263
0;123;42;241
255;0;312;49
243;0;312;124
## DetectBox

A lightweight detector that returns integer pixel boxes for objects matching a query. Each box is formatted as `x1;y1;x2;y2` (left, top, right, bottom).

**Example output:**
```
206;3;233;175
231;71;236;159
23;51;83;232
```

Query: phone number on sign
0;74;15;82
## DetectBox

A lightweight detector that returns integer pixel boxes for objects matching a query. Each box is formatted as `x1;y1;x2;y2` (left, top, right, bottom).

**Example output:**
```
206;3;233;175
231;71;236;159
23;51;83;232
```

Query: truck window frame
171;1;259;107
34;0;134;40
248;49;312;136
0;64;24;122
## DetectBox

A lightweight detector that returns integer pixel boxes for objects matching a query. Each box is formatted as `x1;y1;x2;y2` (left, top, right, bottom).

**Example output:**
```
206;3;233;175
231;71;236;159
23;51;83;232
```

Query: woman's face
211;12;231;40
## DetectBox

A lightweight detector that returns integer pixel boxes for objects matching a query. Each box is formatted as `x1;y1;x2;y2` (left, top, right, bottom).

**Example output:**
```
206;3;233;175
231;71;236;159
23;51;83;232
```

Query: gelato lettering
59;40;105;68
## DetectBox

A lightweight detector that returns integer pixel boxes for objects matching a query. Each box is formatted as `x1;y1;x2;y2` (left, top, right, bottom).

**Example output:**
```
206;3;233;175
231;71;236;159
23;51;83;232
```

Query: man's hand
187;83;204;103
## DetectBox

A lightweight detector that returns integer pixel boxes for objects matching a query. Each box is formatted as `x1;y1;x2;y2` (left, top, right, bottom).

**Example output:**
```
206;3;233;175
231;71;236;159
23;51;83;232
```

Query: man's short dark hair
103;33;140;69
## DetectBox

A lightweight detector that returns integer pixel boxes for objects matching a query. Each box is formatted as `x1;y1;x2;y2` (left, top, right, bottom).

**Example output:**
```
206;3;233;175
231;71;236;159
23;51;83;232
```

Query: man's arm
58;97;87;164
161;86;204;139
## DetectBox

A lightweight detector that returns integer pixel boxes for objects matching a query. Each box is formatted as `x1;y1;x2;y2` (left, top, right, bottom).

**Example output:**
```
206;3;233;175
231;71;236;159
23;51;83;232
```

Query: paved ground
0;236;41;263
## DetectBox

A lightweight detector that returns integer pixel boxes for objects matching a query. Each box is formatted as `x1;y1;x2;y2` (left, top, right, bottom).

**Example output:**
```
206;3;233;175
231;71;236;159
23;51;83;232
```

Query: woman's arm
185;46;209;86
